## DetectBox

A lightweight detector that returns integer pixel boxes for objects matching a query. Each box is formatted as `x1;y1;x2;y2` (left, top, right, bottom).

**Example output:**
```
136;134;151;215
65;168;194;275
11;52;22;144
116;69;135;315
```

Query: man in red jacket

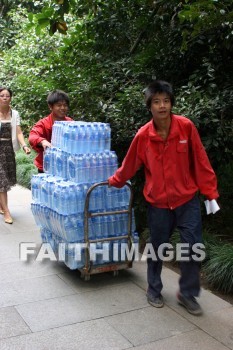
108;80;219;315
29;90;73;172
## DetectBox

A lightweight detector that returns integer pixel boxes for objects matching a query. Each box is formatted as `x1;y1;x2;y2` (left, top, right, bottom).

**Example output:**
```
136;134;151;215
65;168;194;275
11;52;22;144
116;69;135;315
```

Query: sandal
4;216;13;224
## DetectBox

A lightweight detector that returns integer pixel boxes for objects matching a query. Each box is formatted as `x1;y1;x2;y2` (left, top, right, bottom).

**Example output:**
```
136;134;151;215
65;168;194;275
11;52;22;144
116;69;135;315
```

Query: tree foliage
0;0;44;51
1;0;233;234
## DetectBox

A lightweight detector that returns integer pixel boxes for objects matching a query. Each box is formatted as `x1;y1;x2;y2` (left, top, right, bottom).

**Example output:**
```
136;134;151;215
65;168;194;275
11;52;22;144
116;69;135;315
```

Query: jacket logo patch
179;140;187;143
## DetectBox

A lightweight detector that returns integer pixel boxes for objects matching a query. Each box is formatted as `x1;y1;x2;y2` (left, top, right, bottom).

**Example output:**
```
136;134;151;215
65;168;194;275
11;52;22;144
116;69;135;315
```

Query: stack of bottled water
31;121;138;270
51;121;111;154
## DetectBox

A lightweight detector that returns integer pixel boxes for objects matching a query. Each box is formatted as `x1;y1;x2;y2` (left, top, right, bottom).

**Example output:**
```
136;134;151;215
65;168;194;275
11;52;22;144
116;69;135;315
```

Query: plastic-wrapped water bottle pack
31;121;138;269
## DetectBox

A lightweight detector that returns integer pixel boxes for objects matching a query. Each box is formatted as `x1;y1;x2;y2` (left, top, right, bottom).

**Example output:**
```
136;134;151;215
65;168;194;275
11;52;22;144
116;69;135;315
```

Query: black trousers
147;195;203;298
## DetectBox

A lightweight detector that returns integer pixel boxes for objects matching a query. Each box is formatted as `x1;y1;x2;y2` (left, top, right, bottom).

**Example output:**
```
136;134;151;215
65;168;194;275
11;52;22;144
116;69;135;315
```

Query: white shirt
11;109;21;152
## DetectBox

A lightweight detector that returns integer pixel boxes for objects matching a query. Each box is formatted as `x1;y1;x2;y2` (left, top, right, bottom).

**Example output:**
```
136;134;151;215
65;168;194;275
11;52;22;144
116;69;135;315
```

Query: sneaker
177;293;203;315
147;293;164;308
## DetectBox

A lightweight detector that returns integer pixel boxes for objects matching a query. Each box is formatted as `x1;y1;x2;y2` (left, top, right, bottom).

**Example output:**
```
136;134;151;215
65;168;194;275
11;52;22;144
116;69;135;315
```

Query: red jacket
109;114;219;209
29;113;73;171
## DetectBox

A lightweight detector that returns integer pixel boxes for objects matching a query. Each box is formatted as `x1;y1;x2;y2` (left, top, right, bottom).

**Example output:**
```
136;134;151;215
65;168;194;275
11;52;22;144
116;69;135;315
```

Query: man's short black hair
47;90;70;106
144;80;175;109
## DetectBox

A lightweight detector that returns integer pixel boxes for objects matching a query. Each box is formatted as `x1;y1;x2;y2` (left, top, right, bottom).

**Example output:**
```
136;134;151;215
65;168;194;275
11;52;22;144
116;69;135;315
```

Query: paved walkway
0;185;232;350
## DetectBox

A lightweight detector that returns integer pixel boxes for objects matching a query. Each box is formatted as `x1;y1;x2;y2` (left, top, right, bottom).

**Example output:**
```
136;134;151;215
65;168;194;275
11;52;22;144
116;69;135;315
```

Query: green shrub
203;243;233;293
15;149;37;189
17;163;37;189
203;161;233;240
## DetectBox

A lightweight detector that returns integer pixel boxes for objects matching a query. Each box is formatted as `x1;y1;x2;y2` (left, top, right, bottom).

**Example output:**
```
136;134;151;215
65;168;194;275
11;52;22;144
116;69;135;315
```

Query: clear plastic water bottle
56;149;68;179
65;123;71;154
92;216;102;239
31;175;40;203
43;148;51;173
88;217;95;240
102;151;110;179
54;183;62;214
62;122;71;152
102;215;109;238
46;177;57;209
55;210;62;237
89;153;97;183
52;121;64;148
106;186;114;210
40;178;49;206
55;148;62;177
96;153;104;182
76;184;84;213
60;214;69;240
32;204;40;227
31;203;40;226
70;124;78;154
109;151;118;176
62;151;68;180
48;208;54;234
55;211;63;239
69;183;78;214
77;154;85;183
98;123;105;152
85;124;92;153
57;122;63;148
50;147;57;175
78;124;86;154
108;215;115;237
117;187;124;209
51;121;60;147
75;214;85;241
67;154;75;182
89;188;96;212
83;153;91;183
96;186;104;211
91;123;100;153
40;227;53;244
116;212;123;236
75;123;84;155
34;173;50;203
51;122;58;147
121;213;128;235
104;123;111;151
44;205;51;230
90;186;101;212
114;212;122;236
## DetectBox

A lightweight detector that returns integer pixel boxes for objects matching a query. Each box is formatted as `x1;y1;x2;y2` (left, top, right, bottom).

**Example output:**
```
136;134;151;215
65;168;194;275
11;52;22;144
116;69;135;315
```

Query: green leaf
35;25;41;36
28;13;34;23
38;18;50;28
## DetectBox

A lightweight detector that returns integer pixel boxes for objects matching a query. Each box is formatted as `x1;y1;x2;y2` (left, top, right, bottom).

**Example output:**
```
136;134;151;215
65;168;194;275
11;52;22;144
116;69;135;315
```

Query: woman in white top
0;87;30;224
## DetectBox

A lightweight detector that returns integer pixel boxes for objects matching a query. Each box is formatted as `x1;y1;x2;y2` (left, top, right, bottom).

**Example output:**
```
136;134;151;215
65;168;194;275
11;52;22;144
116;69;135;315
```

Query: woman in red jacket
108;80;219;316
29;90;73;172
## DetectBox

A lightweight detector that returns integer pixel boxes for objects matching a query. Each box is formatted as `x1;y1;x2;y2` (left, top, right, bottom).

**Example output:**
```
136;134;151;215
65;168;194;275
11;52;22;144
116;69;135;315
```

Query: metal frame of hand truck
78;181;134;281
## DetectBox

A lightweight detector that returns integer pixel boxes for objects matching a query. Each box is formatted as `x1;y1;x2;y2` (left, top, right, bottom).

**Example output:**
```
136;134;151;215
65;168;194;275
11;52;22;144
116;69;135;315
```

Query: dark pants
147;195;202;298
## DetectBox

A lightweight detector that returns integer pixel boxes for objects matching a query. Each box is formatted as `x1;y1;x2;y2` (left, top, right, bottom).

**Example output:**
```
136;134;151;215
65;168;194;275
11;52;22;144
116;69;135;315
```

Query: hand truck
78;181;134;281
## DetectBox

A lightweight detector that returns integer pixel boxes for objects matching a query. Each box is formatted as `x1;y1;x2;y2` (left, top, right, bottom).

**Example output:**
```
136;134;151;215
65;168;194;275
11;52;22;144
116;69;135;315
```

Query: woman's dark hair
0;87;13;97
47;90;70;106
144;80;175;109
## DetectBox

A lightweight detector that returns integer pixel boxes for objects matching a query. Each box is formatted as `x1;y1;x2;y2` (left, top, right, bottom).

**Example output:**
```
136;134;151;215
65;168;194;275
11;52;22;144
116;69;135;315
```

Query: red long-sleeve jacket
109;114;219;209
29;113;73;171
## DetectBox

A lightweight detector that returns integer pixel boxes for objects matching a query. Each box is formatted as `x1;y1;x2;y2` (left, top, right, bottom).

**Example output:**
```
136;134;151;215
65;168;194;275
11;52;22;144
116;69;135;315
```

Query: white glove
204;199;220;215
